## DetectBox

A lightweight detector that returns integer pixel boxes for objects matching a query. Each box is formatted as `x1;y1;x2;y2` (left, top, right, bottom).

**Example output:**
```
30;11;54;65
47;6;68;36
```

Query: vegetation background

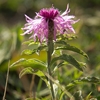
0;0;100;100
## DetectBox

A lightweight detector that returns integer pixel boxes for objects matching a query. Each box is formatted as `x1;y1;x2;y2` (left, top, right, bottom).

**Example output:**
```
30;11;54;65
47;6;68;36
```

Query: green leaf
55;40;67;45
19;67;33;78
10;58;26;68
53;61;66;73
66;77;100;90
85;92;92;100
66;80;81;90
33;58;46;67
21;49;36;55
19;67;49;87
21;45;47;56
53;61;86;73
29;41;38;46
51;54;84;71
56;34;77;41
22;40;39;46
80;76;100;83
22;39;47;56
56;43;88;59
22;40;34;45
10;58;46;70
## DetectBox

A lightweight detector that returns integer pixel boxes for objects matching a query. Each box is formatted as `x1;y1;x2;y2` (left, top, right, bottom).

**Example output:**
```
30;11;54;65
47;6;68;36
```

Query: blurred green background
0;0;100;100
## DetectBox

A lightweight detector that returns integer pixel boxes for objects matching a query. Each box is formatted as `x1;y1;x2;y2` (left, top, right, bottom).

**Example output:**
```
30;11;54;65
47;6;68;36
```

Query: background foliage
0;0;100;100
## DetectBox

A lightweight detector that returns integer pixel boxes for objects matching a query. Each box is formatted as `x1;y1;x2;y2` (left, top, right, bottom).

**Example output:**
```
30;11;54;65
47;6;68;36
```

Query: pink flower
22;4;79;43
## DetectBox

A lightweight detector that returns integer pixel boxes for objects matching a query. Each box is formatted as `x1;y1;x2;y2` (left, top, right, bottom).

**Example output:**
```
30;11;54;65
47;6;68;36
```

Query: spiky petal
22;5;79;43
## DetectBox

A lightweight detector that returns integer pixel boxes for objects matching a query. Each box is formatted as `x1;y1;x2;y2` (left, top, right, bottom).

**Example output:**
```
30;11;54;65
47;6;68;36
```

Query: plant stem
47;40;55;100
2;61;10;100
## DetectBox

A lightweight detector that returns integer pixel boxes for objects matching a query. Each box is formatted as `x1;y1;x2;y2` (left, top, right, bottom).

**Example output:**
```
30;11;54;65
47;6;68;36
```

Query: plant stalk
2;61;10;100
47;40;55;100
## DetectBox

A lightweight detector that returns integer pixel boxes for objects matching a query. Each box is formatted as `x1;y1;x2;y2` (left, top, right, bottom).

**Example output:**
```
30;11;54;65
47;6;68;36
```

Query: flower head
22;4;79;43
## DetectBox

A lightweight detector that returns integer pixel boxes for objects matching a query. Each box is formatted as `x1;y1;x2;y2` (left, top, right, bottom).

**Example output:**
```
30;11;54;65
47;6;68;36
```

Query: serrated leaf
19;67;49;87
51;54;83;71
56;43;88;59
10;58;46;70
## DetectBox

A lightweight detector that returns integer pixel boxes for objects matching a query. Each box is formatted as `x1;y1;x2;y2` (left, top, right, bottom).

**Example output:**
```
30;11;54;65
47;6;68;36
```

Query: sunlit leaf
51;54;83;71
10;58;26;68
22;44;47;55
19;67;49;87
21;49;36;55
33;58;46;66
19;67;33;78
85;92;92;100
59;92;65;100
28;41;39;46
10;58;46;70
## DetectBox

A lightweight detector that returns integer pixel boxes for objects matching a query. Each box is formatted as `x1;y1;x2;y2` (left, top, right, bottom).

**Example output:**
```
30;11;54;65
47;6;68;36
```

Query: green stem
47;40;55;100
